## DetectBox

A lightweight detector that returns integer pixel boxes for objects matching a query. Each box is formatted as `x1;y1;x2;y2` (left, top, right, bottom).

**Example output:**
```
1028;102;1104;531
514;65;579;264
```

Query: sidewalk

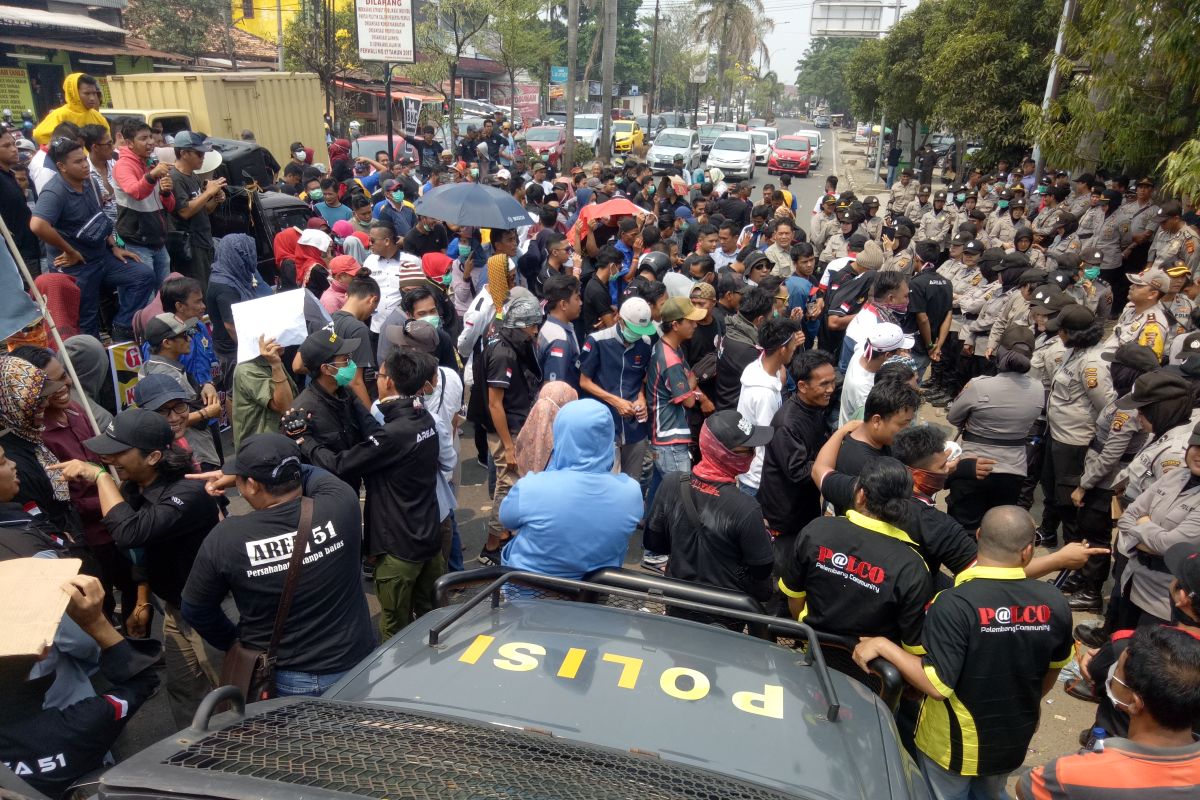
833;129;889;197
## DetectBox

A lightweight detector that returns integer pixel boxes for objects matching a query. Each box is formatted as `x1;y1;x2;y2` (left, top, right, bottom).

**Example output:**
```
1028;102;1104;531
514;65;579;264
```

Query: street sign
403;97;421;136
550;66;568;84
355;0;415;63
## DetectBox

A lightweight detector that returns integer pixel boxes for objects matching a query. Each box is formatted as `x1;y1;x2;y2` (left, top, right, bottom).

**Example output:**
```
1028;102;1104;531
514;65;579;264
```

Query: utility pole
1033;0;1076;181
276;0;284;71
646;0;659;138
873;0;903;186
599;0;617;162
385;63;394;165
564;0;578;169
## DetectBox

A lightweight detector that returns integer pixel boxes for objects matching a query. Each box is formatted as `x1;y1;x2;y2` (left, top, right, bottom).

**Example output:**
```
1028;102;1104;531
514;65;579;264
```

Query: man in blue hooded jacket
499;398;642;578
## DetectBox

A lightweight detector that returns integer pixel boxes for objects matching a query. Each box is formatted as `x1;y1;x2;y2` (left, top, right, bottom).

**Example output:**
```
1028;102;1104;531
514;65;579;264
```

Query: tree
405;0;493;122
126;0;234;62
652;7;706;111
283;0;362;121
698;0;769;120
483;0;559;117
794;37;861;115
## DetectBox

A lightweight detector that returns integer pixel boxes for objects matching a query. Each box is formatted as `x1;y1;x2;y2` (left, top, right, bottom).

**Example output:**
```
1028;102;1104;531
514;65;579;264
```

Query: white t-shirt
839;355;877;428
736;357;782;490
844;303;884;350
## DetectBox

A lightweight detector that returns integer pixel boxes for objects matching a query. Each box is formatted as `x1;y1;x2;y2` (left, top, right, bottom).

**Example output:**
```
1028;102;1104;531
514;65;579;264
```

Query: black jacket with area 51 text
292;380;383;487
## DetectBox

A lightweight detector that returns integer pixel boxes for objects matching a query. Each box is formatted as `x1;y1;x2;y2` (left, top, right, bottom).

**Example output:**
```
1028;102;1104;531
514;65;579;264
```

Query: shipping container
104;72;328;170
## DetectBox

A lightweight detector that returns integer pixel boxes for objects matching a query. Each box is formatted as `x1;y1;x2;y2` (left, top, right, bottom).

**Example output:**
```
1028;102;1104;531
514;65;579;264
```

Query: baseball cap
900;168;914;177
1155;200;1183;221
384;318;439;354
837;209;856;223
660;297;706;324
619;297;658;336
820;195;836;206
963;240;984;256
222;432;303;484
950;231;972;247
704;409;774;449
143;313;198;347
1176;331;1200;361
327;255;363;278
493;167;512;182
895;224;914;238
1048;304;1095;333
1029;285;1066;312
1165;259;1191;278
299;323;359;372
918;185;931;195
83;408;175;455
1165;542;1200;596
934;190;947;201
1081;248;1104;266
672;153;684;162
1129;268;1172;293
1117;370;1192;410
172;131;212;152
1101;342;1161;373
690;281;716;301
866;322;914;354
1017;268;1046;285
864;196;880;208
999;326;1035;353
399;157;417;167
846;232;869;252
132;373;192;411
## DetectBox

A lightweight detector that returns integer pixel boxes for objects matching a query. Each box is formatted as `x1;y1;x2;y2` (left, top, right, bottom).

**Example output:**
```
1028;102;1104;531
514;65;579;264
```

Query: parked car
707;131;755;179
750;129;770;165
753;126;779;146
796;129;823;167
541;112;567;126
612;120;644;153
350;134;417;164
572;113;602;152
768;135;812;178
647;127;701;172
522;125;568;168
698;122;736;154
95;569;927;800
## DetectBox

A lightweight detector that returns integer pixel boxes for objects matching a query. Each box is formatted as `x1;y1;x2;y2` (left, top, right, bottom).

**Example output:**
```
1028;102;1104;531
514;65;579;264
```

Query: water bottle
1091;727;1107;752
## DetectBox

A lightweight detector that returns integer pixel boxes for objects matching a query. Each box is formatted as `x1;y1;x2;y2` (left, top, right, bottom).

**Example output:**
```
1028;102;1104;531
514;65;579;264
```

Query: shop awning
0;34;190;61
0;5;125;34
332;78;440;103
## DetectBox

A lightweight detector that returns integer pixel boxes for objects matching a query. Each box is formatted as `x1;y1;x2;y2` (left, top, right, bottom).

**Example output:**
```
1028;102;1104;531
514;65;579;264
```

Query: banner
108;340;143;411
0;68;34;115
403;97;422;137
550;66;568;84
0;236;40;342
355;0;415;63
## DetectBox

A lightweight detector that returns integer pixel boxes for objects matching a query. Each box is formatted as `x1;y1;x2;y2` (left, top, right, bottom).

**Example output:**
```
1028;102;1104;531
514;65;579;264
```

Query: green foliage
282;3;362;87
653;7;706;110
697;0;769;119
794;38;861;115
563;139;595;165
126;0;230;59
483;0;560;113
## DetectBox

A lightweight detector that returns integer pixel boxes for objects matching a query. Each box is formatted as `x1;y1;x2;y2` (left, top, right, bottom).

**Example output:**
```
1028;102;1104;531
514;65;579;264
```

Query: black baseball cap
143;313;198;347
1081;248;1104;266
1101;342;1161;373
1028;285;1065;312
963;240;984;256
299;323;359;372
1165;543;1200;596
83;408;174;455
1175;331;1200;361
1117;370;1193;410
222;432;303;484
705;409;774;449
1155;200;1183;221
951;231;972;247
1017;268;1046;285
1047;303;1095;333
132;373;192;411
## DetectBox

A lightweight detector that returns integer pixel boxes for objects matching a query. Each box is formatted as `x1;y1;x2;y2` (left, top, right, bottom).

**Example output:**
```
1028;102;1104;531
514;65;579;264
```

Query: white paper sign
231;289;309;364
356;0;415;63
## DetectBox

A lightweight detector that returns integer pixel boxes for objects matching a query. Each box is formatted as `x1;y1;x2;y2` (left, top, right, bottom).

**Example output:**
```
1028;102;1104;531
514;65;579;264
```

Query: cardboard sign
0;558;81;658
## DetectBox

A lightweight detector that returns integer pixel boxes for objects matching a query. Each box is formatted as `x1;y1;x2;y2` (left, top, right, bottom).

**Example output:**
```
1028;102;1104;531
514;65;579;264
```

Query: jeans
886;165;898;188
60;252;156;336
917;753;1008;800
125;243;170;286
163;603;219;729
910;352;931;385
737;479;757;497
274;668;348;697
644;443;693;552
838;336;858;374
447;512;464;572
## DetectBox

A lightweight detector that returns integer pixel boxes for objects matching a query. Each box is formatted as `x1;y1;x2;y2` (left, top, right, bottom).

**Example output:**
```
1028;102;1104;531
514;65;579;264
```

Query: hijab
274;227;328;288
513;382;578;477
61;334;114;424
210;234;262;301
0;356;68;500
341;234;369;266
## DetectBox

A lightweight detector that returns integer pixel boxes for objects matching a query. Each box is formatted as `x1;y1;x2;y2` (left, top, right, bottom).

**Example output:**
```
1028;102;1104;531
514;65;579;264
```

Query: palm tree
697;0;770;120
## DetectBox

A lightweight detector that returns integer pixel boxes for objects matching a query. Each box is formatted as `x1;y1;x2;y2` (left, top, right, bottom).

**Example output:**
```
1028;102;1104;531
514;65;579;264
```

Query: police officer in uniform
882;224;916;275
1045;211;1084;269
1105;267;1172;362
1063;343;1159;611
861;196;884;241
810;194;839;263
1068;249;1116;322
1032;185;1071;243
818;208;858;264
917;190;955;259
905;184;933;224
1163;258;1195;337
1042;304;1115;555
887;168;919;219
1113;177;1160;311
1148;200;1200;276
1025;288;1073;543
1012;226;1047;271
985;266;1043;358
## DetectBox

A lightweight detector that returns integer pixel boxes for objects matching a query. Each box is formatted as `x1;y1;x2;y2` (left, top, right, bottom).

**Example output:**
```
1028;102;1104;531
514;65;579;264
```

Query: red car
522;126;567;168
768;136;812;177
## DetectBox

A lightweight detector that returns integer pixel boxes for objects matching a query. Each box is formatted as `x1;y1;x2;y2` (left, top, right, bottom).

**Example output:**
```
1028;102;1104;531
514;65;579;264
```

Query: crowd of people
0;79;1198;800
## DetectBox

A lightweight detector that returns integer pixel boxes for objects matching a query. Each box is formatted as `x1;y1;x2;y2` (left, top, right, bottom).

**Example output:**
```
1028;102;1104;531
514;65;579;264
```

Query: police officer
976;174;999;215
1076;184;1106;242
818;207;858;263
1068;250;1116;322
917;190;955;257
861;196;884;241
887;168;918;219
1106;267;1172;362
1113;177;1160;311
959;251;1006;379
1042;304;1115;556
1148;200;1200;276
882;224;916;275
1063;343;1160;611
1045;211;1083;269
989;190;1028;249
810;194;838;261
1163;259;1195;337
1012;226;1047;271
1032;185;1071;243
905;184;933;224
985;266;1043;358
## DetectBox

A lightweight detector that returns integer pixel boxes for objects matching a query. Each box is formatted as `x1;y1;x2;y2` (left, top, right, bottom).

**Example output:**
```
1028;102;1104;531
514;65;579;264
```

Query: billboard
810;0;883;37
356;0;415;63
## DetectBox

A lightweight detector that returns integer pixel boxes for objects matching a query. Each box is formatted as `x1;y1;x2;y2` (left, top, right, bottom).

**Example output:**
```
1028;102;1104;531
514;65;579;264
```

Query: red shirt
41;402;106;545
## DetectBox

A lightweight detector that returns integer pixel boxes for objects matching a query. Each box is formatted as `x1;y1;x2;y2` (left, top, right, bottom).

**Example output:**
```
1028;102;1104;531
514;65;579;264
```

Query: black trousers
1075;485;1116;589
1041;437;1089;545
947;471;1025;531
930;331;961;392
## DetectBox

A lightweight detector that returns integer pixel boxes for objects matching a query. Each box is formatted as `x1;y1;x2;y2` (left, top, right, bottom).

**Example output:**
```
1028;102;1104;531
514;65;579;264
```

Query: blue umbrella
414;182;535;229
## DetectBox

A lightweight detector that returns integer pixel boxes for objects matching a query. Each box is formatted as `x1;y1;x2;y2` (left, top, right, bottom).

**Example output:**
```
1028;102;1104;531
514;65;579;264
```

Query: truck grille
164;701;795;799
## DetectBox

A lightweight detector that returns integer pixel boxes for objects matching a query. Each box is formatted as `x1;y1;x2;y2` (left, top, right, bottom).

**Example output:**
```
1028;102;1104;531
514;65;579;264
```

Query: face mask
881;301;909;314
647;185;655;196
294;150;306;160
607;271;619;283
391;190;405;203
909;465;948;496
1083;267;1101;280
619;323;642;343
470;168;479;178
419;314;441;329
331;359;357;387
1104;664;1133;711
956;193;966;203
998;200;1009;209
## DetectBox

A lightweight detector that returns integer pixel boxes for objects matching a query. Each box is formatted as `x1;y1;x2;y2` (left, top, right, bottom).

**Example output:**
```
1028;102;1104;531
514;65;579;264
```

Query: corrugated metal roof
0;5;125;34
0;33;189;61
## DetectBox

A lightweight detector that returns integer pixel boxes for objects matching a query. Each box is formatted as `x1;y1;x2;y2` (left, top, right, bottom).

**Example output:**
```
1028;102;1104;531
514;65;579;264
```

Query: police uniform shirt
1118;411;1197;502
1105;302;1169;361
888;181;918;216
915;565;1073;778
1047;344;1116;445
1090;214;1130;269
1167;293;1195;336
861;215;883;242
1030;332;1068;391
905;198;933;223
1116;466;1200;622
1031;206;1063;238
1148;226;1200;276
778;510;932;652
947;372;1044;477
1076;205;1104;242
1066;279;1114;323
1046;232;1083;267
960;282;1001;349
1079;401;1148;492
1065;191;1093;217
1120;200;1159;242
917;208;954;247
809;212;837;254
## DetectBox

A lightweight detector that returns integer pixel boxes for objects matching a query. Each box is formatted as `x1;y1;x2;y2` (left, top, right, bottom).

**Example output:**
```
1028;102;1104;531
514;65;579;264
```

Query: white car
750;129;770;165
647;128;701;172
796;129;822;167
753;126;778;146
707;132;755;179
572;114;602;152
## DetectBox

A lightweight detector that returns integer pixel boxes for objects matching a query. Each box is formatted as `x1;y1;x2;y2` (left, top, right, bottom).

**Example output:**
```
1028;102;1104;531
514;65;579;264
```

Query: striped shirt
1018;737;1200;799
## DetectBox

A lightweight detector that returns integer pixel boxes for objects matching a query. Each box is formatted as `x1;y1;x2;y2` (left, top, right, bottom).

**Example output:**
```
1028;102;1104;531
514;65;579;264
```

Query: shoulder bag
219;496;313;703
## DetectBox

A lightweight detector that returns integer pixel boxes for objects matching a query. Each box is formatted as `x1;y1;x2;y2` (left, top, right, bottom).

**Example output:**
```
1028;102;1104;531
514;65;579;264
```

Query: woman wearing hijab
207;233;269;390
1011;225;1046;270
273;225;331;292
1089;188;1128;274
499;398;642;579
512;382;579;477
61;334;115;424
0;356;82;537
